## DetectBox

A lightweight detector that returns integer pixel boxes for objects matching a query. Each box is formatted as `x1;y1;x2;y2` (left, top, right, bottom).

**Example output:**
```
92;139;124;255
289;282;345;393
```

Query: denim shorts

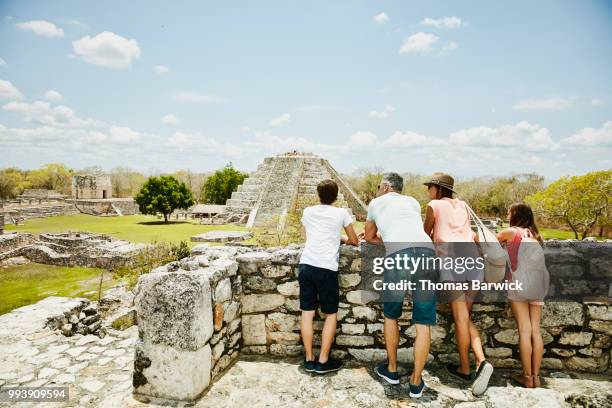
382;247;438;325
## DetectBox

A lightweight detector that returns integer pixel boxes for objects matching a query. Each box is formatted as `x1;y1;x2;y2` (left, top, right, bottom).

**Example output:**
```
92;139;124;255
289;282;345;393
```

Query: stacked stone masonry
133;241;611;401
222;153;367;227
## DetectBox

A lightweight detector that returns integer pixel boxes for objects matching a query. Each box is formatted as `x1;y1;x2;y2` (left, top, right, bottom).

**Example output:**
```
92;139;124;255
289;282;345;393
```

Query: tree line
346;169;611;239
1;163;609;238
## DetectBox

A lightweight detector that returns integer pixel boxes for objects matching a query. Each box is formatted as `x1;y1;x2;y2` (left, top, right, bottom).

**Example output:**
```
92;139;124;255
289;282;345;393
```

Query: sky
0;0;611;179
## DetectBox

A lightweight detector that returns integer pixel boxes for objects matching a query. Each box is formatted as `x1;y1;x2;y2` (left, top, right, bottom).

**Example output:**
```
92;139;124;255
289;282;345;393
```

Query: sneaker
315;358;343;374
375;362;400;385
471;360;494;396
409;379;426;398
446;363;472;381
304;358;316;373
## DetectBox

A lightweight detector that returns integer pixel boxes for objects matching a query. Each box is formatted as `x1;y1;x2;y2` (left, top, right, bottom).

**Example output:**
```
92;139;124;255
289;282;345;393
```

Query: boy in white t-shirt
299;179;358;374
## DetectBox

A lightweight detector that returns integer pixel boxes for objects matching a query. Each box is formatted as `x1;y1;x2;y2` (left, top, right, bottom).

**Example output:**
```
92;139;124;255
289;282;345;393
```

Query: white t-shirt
299;205;353;271
367;192;433;251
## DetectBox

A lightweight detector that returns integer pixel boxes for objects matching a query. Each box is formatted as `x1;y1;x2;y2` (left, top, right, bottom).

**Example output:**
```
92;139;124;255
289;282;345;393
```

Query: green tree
134;176;195;222
0;168;30;199
346;168;383;204
27;163;74;195
202;165;248;204
526;170;611;239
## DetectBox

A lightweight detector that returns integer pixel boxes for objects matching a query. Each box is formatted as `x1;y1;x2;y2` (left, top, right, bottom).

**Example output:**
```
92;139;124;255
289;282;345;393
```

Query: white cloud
0;58;6;67
17;20;64;37
512;97;573;111
373;12;389;23
241;126;251;132
369;105;395;119
420;16;465;30
269;113;291;127
0;79;24;100
154;65;170;74
3;100;101;128
173;91;223;103
399;32;439;54
438;41;457;56
72;31;141;69
382;131;440;147
561;121;612;146
350;131;377;147
590;98;604;107
161;114;180;125
109;125;140;143
449;121;556;152
44;90;63;102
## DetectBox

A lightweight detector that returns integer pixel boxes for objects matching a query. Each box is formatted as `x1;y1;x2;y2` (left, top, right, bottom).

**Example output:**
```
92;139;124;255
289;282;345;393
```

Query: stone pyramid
224;152;367;227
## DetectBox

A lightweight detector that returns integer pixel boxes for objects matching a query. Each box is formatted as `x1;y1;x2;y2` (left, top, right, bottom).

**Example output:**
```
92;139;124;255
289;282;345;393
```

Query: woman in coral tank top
423;172;493;396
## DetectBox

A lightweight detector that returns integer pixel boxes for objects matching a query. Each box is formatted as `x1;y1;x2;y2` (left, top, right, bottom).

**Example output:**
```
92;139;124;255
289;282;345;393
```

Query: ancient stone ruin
133;241;612;402
208;152;367;227
0;231;146;269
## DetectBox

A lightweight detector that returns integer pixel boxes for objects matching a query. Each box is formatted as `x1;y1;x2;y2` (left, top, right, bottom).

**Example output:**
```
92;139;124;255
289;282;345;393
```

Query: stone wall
133;245;248;401
236;243;612;373
0;214;3;234
133;241;612;402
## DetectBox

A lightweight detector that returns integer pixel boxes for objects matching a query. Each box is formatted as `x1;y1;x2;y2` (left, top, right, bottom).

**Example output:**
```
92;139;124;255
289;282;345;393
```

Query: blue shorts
382;247;438;325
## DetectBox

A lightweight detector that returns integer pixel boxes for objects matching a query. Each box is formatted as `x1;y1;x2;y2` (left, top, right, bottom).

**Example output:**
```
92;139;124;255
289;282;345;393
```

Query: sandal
511;372;534;388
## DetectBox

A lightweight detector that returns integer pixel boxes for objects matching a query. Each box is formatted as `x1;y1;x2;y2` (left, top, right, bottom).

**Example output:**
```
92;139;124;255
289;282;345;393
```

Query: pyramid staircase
224;153;367;227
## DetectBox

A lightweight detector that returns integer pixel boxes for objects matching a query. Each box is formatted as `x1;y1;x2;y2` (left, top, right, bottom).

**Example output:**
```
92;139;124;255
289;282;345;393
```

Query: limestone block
541;358;564;370
244;276;277;292
228;318;241;335
484;347;513;358
268;331;301;345
242;345;267;355
559;331;593;346
346;290;379;305
241;294;285;313
135;271;213;350
265;312;300;332
352;306;378;321
550;348;576;357
405;325;447;346
587;305;612;321
541;302;584;327
565;355;609;373
579;347;603;357
236;252;272;274
494;329;553;345
335;335;374;347
590;255;612;278
242;314;266;345
214;278;232;303
271;249;301;265
223;301;240;323
341;324;365;335
339;274;361;288
134;342;211;402
277;281;299;296
262;264;291;278
270;344;302;356
588;320;612;335
348;347;432;363
213;304;224;331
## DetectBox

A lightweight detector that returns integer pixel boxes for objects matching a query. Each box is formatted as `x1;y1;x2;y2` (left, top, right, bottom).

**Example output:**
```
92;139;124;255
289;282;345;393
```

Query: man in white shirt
364;172;436;398
299;179;358;374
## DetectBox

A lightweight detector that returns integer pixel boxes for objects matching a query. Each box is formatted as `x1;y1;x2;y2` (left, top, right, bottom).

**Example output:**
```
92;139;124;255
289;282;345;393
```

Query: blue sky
0;0;611;178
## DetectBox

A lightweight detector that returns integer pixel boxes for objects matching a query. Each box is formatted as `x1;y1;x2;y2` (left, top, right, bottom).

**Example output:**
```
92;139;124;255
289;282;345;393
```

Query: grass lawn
6;214;249;247
0;263;116;315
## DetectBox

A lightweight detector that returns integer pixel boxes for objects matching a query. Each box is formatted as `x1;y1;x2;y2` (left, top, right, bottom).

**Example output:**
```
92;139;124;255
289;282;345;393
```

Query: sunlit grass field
6;214;249;247
0;263;116;315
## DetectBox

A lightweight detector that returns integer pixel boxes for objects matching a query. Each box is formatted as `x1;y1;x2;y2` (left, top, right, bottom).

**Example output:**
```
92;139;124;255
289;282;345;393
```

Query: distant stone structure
216;152;367;227
72;174;113;199
19;189;65;200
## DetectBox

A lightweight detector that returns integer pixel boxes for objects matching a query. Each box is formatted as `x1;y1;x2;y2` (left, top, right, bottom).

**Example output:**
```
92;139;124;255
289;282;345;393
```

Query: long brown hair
508;202;543;244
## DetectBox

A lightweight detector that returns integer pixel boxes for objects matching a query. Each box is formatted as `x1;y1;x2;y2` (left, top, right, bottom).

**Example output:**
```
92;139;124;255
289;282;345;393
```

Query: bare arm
423;205;435;239
497;228;515;243
364;220;383;243
342;224;359;246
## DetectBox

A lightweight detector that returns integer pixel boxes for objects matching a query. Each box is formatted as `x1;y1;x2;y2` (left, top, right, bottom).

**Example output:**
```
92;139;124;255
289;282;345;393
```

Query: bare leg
466;299;486;368
451;301;471;375
318;313;337;363
301;310;315;361
511;301;533;375
384;317;400;372
410;324;431;385
529;304;543;377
